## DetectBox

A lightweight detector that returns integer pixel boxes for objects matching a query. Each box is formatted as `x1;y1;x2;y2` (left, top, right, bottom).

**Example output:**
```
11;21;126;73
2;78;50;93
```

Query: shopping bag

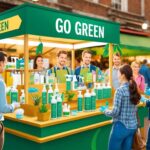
132;128;146;150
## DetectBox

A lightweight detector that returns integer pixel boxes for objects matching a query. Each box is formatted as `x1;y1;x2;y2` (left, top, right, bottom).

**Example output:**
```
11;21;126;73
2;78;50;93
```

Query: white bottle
91;89;96;111
57;94;63;118
40;73;45;84
54;83;59;95
18;72;21;85
34;72;40;84
42;85;47;104
72;75;78;90
51;96;57;119
48;84;53;104
77;91;83;112
84;89;91;112
20;90;25;104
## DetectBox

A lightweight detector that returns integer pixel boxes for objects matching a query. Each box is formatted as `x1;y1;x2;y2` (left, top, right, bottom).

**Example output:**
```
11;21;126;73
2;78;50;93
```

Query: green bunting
36;41;43;55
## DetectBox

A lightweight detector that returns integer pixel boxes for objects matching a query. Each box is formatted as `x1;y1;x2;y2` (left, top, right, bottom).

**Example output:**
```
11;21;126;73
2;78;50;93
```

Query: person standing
33;55;43;70
0;52;20;150
139;59;150;88
131;61;145;93
103;65;140;150
50;50;71;83
75;50;100;85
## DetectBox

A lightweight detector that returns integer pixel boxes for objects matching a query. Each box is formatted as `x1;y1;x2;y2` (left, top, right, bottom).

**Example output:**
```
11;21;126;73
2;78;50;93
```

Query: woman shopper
104;64;141;150
131;61;145;93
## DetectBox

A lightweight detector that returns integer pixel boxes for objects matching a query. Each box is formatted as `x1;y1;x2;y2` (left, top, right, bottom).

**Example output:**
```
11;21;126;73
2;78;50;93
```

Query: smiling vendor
75;50;100;85
50;50;71;83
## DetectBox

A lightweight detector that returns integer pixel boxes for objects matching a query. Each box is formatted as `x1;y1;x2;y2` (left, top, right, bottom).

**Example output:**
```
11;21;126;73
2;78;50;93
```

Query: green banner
0;3;120;44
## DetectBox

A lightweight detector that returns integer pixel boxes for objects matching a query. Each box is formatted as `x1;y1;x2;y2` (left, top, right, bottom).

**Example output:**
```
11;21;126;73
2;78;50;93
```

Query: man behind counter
50;50;71;83
75;50;100;85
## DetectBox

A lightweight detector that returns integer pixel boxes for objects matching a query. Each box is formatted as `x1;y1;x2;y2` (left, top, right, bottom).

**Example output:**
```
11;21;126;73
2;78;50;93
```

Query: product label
74;81;78;89
78;97;83;112
11;92;18;103
84;97;91;111
42;92;47;104
57;102;62;118
51;104;57;119
66;81;71;91
91;95;96;110
97;89;103;100
48;93;53;104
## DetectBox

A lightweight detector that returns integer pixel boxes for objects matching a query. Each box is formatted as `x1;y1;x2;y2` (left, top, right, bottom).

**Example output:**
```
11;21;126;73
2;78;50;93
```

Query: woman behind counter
104;64;141;150
33;55;44;70
131;61;145;93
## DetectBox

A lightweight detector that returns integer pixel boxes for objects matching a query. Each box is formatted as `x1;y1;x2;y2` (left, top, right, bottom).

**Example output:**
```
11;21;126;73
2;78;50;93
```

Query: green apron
80;68;93;83
55;69;68;83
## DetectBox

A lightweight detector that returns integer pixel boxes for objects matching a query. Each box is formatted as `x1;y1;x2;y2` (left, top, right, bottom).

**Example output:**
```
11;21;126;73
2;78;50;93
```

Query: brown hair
82;50;92;57
113;52;121;58
57;50;68;57
0;52;7;62
119;64;141;105
33;55;43;69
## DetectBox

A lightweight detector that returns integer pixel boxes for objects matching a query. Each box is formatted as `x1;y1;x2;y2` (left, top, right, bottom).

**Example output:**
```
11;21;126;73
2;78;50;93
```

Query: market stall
0;2;148;150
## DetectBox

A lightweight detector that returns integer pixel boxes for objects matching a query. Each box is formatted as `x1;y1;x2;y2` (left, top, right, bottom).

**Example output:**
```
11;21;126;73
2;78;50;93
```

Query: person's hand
99;106;108;112
11;102;20;109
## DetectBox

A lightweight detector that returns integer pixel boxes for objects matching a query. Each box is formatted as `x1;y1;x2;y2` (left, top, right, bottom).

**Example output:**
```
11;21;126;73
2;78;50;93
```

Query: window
47;0;58;3
112;0;128;12
91;0;99;3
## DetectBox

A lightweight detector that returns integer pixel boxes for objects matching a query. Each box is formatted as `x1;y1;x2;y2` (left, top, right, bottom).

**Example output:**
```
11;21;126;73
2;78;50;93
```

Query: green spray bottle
66;75;71;91
77;91;83;112
48;84;53;104
91;89;96;111
42;84;47;104
11;86;18;103
94;83;97;99
84;89;91;112
51;96;57;119
97;83;103;100
57;94;63;118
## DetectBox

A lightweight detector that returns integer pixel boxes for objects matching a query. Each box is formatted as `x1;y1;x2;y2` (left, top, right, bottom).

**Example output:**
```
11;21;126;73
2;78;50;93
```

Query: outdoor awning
0;2;120;44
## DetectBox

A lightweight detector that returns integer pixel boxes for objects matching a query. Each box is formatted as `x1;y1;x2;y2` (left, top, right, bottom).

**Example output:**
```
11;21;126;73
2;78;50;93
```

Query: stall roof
0;2;120;44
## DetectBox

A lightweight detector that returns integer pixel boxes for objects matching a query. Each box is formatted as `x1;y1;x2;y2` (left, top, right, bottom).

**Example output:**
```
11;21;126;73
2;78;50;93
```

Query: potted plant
21;88;41;117
37;104;50;121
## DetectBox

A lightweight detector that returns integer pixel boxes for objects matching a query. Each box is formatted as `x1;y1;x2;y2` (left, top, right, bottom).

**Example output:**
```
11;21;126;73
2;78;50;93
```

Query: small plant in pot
37;104;50;121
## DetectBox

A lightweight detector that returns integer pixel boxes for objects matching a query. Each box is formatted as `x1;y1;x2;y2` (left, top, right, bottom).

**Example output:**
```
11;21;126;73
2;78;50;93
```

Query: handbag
132;128;146;150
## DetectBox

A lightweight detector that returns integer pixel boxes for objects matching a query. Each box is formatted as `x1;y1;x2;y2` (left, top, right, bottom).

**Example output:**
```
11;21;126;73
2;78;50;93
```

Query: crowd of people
1;50;150;150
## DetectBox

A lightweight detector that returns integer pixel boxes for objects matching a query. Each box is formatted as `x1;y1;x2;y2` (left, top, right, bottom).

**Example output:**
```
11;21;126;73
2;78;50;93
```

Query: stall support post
24;34;29;103
109;43;113;87
71;47;75;70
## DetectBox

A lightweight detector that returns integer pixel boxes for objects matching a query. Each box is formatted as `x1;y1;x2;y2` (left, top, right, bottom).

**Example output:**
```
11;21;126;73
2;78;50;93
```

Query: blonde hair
131;61;141;68
82;50;92;57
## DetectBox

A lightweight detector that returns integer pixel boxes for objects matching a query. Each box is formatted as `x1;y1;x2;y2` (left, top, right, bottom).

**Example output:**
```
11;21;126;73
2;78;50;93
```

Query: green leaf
36;42;43;55
103;44;109;57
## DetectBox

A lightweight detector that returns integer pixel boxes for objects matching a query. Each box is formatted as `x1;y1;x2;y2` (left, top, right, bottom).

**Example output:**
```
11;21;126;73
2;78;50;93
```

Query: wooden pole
71;45;75;70
109;43;113;87
24;34;29;103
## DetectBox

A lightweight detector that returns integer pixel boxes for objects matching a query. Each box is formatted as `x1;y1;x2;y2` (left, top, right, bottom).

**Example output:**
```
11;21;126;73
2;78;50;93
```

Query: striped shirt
105;82;138;129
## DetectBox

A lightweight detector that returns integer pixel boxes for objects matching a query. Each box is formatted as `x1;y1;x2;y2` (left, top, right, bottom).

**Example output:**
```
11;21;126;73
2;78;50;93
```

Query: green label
66;81;71;91
42;92;47;104
51;103;57;119
57;102;62;118
97;89;103;100
78;97;83;112
84;97;91;111
48;93;53;104
11;92;18;103
74;81;78;89
91;96;96;110
86;73;93;83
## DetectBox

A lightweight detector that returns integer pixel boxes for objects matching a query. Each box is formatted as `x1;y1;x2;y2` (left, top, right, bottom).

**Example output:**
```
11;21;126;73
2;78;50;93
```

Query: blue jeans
146;127;150;150
108;121;136;150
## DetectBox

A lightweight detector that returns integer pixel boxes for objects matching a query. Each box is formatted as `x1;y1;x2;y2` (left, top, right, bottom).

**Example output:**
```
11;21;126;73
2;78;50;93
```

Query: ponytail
129;78;141;105
119;65;141;105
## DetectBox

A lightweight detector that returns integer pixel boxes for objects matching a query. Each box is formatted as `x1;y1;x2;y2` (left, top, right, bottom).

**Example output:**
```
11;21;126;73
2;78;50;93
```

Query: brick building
0;0;150;33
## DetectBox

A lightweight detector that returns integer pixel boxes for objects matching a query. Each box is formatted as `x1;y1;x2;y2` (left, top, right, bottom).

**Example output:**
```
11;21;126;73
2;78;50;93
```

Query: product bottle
84;89;91;112
20;89;25;104
10;86;18;103
51;96;57;119
18;72;21;85
40;73;45;84
91;89;96;111
57;94;63;118
63;103;70;116
103;83;107;99
66;75;71;91
94;83;97;99
77;91;83;112
48;84;53;104
54;83;59;95
72;75;78;90
42;85;47;104
97;83;103;100
107;83;112;98
34;72;40;84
